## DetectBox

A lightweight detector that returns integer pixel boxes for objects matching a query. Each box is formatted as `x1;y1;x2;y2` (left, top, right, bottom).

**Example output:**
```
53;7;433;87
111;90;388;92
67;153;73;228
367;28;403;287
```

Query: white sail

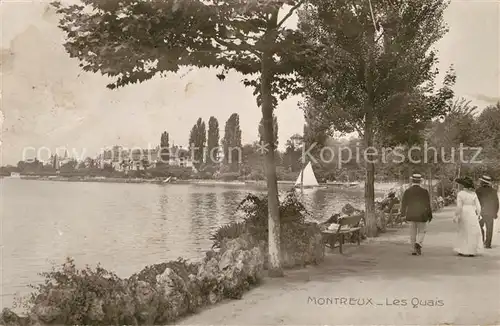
295;162;319;187
294;171;302;186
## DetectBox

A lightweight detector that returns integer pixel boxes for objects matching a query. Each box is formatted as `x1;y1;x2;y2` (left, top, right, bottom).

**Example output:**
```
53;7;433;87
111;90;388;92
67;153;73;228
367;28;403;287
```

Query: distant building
144;148;159;168
169;146;193;168
48;151;72;170
97;145;194;171
129;148;159;171
98;146;129;171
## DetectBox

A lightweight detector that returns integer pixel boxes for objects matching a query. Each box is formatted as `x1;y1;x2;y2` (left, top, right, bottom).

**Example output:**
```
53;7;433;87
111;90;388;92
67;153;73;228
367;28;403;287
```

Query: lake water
0;178;373;310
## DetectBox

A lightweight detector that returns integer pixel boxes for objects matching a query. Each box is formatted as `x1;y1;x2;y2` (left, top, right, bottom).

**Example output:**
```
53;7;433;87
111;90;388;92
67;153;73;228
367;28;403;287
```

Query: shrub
210;222;248;249
22;257;131;325
276;170;298;181
192;171;213;179
12;244;264;326
110;171;127;178
436;179;454;198
246;170;265;181
217;172;240;181
211;191;323;268
236;191;308;242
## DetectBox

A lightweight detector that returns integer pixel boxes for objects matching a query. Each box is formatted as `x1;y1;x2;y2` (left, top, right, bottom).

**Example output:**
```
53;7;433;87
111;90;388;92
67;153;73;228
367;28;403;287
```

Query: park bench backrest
391;204;400;213
338;214;363;227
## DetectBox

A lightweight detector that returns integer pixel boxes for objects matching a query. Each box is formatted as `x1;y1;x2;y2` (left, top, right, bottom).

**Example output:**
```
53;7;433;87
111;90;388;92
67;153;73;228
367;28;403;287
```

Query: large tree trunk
363;24;378;237
364;124;377;237
261;24;283;277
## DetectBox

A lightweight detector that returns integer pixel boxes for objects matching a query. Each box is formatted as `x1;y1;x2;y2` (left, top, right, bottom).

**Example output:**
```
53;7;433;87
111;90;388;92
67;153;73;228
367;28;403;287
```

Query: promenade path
180;207;500;325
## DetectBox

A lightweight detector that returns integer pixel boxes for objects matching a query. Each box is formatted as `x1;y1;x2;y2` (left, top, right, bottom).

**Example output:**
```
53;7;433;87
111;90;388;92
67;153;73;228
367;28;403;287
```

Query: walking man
476;175;499;249
400;173;433;255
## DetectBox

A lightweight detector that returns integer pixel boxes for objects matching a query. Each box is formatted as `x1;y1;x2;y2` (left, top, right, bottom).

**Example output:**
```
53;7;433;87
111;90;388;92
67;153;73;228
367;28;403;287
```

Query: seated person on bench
380;192;400;213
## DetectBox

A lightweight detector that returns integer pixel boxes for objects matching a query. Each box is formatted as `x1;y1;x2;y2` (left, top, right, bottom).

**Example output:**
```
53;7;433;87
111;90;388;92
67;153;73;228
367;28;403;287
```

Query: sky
0;0;499;165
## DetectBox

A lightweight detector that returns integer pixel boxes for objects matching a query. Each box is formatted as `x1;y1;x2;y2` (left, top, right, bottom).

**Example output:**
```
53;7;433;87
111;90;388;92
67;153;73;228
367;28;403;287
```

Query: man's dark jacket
400;185;433;222
476;185;499;219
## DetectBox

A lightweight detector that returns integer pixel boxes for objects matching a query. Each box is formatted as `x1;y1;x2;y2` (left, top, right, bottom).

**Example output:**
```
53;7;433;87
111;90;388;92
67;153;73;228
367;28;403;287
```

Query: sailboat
294;162;327;190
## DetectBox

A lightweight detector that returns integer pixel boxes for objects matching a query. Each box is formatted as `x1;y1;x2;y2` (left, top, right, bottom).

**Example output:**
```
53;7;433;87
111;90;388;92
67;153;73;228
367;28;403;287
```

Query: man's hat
479;175;492;184
411;173;422;183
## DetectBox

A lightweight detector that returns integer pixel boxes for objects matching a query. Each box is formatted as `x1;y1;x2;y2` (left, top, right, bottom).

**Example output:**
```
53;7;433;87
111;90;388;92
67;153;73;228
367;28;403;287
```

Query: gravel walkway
180;207;500;325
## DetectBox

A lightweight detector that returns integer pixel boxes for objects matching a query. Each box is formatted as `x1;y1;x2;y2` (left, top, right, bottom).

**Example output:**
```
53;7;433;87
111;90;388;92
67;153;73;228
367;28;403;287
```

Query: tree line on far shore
2;111;297;181
5;100;499;185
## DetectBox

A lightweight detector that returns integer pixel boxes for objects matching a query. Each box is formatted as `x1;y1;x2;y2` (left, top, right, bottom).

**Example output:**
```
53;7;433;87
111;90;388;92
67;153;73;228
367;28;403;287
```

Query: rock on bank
0;236;264;325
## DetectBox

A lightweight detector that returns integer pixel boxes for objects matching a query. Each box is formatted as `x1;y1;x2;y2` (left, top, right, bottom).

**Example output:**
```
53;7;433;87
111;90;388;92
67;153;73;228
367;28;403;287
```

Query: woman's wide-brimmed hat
479;175;492;184
455;176;475;189
411;173;422;183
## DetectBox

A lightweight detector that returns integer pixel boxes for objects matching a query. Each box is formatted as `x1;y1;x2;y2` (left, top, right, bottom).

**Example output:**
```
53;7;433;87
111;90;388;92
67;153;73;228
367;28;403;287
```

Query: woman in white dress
454;177;484;256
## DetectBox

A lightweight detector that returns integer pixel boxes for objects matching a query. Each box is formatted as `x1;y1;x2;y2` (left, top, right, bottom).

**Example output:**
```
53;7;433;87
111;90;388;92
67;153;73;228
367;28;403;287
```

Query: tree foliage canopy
189;118;207;166
298;0;456;147
222;113;242;170
283;134;303;172
207;116;220;164
52;0;315;105
259;115;278;146
476;102;500;150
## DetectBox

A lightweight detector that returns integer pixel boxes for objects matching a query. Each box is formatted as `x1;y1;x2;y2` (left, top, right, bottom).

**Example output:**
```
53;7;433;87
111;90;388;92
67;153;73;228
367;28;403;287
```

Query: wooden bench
321;214;363;254
386;204;404;227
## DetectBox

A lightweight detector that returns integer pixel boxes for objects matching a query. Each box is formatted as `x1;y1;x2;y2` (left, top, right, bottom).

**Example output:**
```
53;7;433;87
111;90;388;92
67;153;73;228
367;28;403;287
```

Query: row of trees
419;99;500;179
299;99;500;183
52;0;460;275
186;113;282;174
364;99;500;183
3;157;106;175
187;115;241;170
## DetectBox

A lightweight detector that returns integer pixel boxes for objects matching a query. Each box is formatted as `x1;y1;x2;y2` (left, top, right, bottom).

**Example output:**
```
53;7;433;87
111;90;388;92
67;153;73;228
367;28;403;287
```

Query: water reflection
157;190;169;219
189;192;204;226
296;187;367;220
148;192;168;247
189;191;204;252
205;192;217;230
221;191;239;223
